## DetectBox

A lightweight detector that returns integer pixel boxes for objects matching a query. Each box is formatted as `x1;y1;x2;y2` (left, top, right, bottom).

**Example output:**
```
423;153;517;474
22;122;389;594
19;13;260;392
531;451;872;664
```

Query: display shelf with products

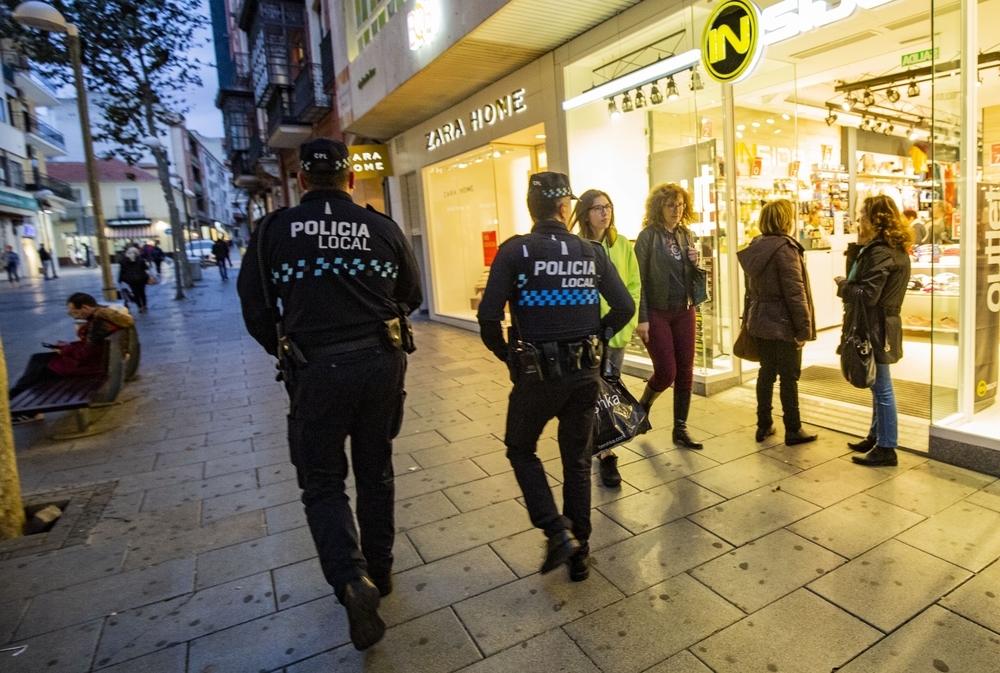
902;257;960;336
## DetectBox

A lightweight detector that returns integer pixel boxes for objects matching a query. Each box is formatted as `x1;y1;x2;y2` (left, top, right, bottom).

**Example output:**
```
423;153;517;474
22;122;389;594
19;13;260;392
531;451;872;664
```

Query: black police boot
756;425;776;442
785;427;818;446
672;389;703;450
541;530;580;574
848;436;877;453
341;576;385;651
569;548;590;582
598;453;622;488
369;571;393;597
852;446;898;467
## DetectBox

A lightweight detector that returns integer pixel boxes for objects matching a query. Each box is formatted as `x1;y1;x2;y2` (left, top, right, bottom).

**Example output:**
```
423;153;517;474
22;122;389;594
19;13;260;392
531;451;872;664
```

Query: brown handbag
733;293;760;362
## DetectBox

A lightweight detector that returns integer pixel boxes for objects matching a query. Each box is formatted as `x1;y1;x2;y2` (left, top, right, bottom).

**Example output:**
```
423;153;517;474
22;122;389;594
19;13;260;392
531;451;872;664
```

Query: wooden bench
10;331;128;435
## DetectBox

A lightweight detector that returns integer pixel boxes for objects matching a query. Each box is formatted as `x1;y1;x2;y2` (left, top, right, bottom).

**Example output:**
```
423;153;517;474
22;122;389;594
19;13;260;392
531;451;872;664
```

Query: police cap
527;172;577;202
299;138;351;174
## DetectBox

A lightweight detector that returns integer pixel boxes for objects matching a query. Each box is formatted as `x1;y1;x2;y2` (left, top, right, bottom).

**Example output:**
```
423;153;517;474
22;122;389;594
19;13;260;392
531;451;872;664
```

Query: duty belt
511;336;602;381
300;334;383;359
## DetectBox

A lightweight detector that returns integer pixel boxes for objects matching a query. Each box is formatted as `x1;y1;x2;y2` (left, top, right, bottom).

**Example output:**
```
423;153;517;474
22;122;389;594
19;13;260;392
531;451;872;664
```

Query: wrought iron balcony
233;52;252;92
320;33;335;93
293;64;331;124
25;171;74;200
14;112;66;150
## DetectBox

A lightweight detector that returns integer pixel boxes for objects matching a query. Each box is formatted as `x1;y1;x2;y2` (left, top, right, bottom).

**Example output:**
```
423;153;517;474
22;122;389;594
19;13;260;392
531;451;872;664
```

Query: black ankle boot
848;436;877;453
852;446;898;467
541;530;580;574
569;549;590;582
756;425;776;442
672;389;702;450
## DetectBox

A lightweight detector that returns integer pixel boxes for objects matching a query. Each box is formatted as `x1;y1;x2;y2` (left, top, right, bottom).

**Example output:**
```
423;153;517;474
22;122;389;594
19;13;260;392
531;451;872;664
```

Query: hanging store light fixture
621;91;634;112
634;87;646;109
886;88;900;103
842;93;857;111
649;82;664;105
608;98;621;119
862;89;876;107
884;123;894;135
907;80;920;97
690;68;704;91
666;76;680;100
825;111;838;126
860;117;871;131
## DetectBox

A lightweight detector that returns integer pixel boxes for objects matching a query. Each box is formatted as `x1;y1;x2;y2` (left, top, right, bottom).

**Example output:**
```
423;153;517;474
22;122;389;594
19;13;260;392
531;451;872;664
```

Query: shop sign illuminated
426;89;527;151
408;0;441;51
703;0;898;84
348;144;394;180
901;48;939;67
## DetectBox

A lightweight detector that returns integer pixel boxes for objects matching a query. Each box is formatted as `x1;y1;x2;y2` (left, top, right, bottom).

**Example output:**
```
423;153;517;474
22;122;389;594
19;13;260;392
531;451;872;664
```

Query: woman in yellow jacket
572;189;642;488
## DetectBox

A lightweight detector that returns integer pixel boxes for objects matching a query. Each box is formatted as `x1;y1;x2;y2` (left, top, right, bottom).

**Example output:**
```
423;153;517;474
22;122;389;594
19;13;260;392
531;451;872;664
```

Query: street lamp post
13;1;115;301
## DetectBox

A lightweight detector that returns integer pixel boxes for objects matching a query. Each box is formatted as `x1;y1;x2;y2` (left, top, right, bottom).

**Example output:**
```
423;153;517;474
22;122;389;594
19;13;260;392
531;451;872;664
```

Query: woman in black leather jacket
836;195;912;466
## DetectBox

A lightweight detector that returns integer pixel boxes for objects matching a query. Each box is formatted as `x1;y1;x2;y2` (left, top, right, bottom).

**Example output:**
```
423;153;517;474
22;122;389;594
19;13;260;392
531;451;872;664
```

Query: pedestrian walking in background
212;238;230;280
837;195;912;467
238;138;423;651
151;242;165;276
572;188;641;487
119;247;151;313
3;245;21;284
633;183;705;449
39;244;58;279
478;172;634;583
737;199;817;445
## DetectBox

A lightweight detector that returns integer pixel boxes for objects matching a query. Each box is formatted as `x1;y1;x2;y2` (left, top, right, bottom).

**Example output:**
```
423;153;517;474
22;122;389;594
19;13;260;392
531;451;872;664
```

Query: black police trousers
504;368;599;549
285;344;407;599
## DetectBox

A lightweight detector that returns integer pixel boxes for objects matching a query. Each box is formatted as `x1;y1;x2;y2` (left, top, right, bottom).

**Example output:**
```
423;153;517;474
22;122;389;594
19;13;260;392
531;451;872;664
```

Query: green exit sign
901;48;940;67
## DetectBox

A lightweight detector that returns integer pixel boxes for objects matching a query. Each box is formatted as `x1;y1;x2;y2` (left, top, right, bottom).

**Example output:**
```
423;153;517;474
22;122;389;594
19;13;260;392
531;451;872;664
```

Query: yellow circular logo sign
978;380;988;397
702;0;763;84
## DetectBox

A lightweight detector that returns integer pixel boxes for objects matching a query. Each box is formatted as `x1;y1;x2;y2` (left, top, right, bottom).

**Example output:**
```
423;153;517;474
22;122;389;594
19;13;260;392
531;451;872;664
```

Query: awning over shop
0;187;38;217
104;225;155;240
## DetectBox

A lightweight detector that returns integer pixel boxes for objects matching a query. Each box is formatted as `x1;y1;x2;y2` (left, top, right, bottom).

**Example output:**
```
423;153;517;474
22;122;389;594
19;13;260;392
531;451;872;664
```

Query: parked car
185;240;216;268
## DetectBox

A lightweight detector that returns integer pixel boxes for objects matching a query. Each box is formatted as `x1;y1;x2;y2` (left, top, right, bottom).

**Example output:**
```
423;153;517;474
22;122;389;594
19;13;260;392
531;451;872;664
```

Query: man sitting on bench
9;292;135;424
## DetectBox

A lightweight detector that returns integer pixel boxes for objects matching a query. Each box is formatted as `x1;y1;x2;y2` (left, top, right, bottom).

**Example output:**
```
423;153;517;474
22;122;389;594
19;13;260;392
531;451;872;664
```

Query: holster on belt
277;335;308;383
382;316;417;354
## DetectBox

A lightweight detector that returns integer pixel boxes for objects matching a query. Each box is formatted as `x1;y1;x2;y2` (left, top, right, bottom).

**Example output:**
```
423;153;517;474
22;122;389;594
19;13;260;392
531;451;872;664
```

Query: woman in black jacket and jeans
836;195;912;466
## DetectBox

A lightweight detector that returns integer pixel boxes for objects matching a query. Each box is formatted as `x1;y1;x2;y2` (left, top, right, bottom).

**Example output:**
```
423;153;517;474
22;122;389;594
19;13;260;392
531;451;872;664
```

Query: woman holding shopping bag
633;183;705;449
572;189;641;487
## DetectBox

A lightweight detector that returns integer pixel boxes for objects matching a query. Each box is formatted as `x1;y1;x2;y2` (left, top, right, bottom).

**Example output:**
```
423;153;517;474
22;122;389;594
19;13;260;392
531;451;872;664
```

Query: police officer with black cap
238;138;422;651
478;172;634;580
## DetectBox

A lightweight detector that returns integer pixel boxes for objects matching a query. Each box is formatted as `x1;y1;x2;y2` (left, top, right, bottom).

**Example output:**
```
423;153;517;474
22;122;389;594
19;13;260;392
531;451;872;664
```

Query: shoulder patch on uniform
324;202;332;215
560;240;569;256
522;244;528;257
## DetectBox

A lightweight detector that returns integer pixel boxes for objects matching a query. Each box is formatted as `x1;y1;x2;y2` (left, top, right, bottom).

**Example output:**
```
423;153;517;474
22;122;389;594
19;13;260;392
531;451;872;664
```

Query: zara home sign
426;89;527;151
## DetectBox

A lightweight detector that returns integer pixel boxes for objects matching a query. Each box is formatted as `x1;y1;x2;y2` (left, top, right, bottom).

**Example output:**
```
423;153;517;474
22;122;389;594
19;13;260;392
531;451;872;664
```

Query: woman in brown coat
737;199;817;444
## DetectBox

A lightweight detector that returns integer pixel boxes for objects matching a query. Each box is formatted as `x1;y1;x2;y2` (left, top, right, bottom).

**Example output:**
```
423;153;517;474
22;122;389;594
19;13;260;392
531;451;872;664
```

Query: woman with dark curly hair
633;183;703;449
572;189;641;486
836;194;913;466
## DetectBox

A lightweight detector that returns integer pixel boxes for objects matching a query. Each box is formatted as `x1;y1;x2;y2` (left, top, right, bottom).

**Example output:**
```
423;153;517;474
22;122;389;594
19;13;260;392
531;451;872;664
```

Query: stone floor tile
687;409;754;437
17;556;196;640
122;510;267;571
88;501;202;547
93;572;275;668
408;391;488;418
694;589;881;673
4;618;102;673
92;644;187;673
394;460;489;501
774;456;903;508
272;557;333;610
394;534;424;573
98;491;145;520
288;608;482;673
204;447;287;478
439;415;508;443
965;479;1000;513
616;450;719;491
256;461;297;486
599;479;726;534
407;499;531;562
38;455;157;490
460;400;510;422
939;558;1000;634
196;525;315;590
472;449;514;476
140;469;257;512
187;594;348;673
687;453;802;499
396;491;461;532
592;518;732;596
838;605;1000;673
809;538;970;632
251;431;288;452
455;628;600;673
265;501;306;534
201;477;302;523
786;493;926;558
443;472;523;512
380;546;516;627
393;430;449;454
865;460;994;516
490;510;632;578
152;439;253;471
761;430;855;470
643;650;714;673
0;541;127;602
0;599;26;643
398;410;473;438
113;464;207;496
690;529;847;613
565;573;744;673
896;500;1000;572
410;434;507;469
687;486;821;546
454;567;624;656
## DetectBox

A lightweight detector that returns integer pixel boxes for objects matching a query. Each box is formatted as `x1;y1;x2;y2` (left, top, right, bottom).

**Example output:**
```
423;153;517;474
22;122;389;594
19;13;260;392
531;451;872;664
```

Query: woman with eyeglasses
633;183;703;449
571;189;641;487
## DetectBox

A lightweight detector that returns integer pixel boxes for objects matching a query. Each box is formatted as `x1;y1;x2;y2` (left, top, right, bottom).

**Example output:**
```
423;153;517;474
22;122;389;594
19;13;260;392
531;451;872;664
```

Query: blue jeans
868;363;898;448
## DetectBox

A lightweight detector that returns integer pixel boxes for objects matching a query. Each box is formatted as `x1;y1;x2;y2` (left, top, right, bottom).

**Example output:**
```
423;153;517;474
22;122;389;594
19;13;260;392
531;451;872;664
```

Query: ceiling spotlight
736;131;743;139
666;76;680;100
884;123;894;135
860;117;871;131
977;75;983;87
649;83;664;105
842;94;857;111
634;88;646;109
766;118;775;124
908;126;918;140
621;91;634;113
872;121;883;133
907;80;920;97
825;111;838;126
781;113;791;120
862;89;875;107
886;88;900;103
608;98;621;119
690;68;704;91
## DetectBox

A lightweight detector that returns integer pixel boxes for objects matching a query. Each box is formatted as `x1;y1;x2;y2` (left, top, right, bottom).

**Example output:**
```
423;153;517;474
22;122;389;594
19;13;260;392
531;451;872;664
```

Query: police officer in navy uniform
238;138;422;651
478;172;634;580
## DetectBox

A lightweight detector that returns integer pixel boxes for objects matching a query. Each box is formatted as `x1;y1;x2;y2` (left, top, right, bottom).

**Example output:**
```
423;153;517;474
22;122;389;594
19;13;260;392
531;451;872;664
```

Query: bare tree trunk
0;334;25;539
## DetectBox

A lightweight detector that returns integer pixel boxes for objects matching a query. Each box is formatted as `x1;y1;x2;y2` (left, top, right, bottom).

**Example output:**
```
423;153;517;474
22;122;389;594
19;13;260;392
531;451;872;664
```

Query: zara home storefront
556;0;999;471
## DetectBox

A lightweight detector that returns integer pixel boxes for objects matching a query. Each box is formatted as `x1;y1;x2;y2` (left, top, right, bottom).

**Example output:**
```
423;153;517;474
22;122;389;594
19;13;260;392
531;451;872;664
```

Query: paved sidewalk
1;266;1000;672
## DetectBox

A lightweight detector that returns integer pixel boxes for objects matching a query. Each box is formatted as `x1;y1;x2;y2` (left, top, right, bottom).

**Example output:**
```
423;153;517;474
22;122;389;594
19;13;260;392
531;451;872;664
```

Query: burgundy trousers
646;306;696;393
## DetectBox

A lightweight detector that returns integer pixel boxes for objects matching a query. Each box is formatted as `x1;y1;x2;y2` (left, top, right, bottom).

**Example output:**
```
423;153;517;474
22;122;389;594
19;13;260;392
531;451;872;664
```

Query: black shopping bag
592;376;648;455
